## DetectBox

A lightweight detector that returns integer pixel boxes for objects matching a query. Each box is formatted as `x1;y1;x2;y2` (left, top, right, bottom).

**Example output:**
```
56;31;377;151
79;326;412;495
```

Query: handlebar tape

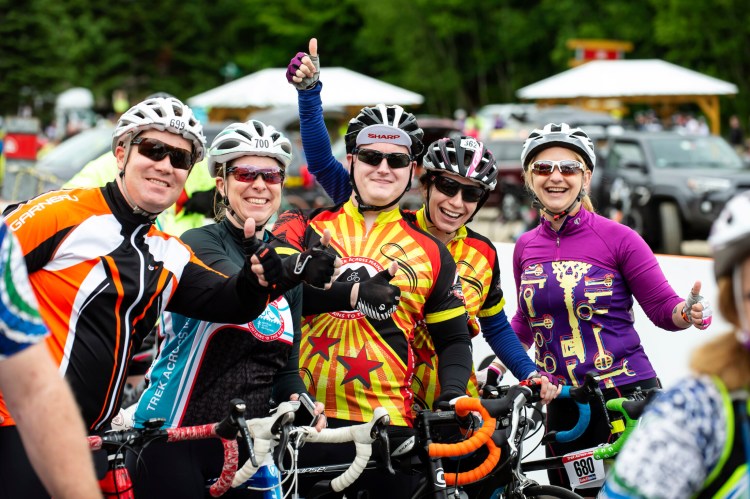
427;397;501;485
551;386;592;443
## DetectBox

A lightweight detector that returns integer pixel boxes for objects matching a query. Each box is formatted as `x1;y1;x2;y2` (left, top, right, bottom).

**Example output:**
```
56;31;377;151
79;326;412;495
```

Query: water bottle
245;453;283;499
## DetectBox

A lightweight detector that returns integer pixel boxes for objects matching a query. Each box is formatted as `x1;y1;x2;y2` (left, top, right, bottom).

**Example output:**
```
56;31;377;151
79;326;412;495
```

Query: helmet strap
349;156;412;213
533;188;583;223
221;169;267;232
117;134;159;221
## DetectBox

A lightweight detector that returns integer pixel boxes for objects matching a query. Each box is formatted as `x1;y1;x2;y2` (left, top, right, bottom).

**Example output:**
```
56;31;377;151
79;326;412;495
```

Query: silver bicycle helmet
112;97;206;162
423;136;498;190
207;120;293;177
344;104;424;156
709;191;750;279
520;123;596;172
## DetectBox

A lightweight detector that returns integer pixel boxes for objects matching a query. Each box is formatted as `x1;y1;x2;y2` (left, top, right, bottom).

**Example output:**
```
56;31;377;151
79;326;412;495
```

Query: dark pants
295;418;422;499
127;437;262;499
545;377;660;493
0;426;49;499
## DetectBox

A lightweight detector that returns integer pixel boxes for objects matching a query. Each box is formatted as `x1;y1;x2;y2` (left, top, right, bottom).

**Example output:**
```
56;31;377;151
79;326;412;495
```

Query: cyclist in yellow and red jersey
0;96;338;498
278;44;473;497
285;39;559;412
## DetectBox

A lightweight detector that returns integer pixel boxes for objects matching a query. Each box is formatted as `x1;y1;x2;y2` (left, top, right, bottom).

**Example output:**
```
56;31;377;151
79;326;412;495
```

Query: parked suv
592;131;750;254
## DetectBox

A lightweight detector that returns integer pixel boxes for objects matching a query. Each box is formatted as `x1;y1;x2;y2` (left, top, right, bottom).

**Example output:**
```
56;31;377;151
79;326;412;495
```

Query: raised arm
287;38;352;204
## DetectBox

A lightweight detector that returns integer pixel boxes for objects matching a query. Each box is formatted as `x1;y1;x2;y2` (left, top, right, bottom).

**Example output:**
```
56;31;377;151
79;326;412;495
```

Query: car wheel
659;202;682;255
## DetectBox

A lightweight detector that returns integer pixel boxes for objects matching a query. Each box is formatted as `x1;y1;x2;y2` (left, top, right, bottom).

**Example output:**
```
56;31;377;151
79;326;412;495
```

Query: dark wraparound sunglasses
131;137;194;170
530;159;585;176
227;165;285;184
354;148;412;169
433;175;487;203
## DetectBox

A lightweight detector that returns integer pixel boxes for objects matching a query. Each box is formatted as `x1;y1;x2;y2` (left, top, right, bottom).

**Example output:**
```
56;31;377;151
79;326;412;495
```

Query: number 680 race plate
562;448;606;489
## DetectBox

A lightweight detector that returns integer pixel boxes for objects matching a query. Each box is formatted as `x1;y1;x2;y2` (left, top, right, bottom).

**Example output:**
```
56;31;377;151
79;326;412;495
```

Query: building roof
188;67;424;109
517;59;738;100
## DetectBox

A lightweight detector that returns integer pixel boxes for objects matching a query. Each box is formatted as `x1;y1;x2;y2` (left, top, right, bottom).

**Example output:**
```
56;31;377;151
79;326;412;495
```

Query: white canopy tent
516;59;738;134
188;67;424;121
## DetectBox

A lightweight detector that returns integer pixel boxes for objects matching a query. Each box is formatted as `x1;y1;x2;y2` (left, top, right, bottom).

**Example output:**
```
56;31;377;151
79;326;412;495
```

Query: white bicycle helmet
112;97;206;162
345;103;424;156
207;120;293;177
422;136;498;190
709;191;750;279
520;123;596;171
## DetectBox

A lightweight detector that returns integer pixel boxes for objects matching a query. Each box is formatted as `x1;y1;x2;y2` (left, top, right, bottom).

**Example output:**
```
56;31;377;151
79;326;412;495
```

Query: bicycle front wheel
520;484;584;499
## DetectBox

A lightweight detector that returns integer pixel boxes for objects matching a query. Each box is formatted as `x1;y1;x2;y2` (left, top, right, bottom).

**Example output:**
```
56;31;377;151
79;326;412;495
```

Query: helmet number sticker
254;139;270;148
170;119;186;131
460;137;480;150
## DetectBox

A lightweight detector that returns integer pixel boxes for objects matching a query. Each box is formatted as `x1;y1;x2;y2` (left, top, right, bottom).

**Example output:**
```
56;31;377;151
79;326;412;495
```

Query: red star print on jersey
412;343;434;369
308;335;341;361
338;348;383;388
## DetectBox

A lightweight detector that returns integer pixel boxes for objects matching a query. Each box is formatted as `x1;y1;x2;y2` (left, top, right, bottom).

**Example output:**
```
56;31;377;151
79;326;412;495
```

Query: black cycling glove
355;268;400;321
280;242;337;289
242;232;283;289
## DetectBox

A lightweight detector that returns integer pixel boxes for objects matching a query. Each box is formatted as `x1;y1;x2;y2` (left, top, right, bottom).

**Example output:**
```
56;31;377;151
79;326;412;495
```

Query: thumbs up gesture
244;218;283;288
682;281;713;330
353;261;401;321
286;38;320;90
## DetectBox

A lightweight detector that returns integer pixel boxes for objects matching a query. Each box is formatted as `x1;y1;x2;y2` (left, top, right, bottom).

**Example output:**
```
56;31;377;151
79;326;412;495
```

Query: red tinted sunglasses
131;137;194;170
227;165;285;185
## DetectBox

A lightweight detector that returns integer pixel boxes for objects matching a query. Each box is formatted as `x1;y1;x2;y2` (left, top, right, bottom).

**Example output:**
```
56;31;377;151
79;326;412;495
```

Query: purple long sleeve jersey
510;208;683;388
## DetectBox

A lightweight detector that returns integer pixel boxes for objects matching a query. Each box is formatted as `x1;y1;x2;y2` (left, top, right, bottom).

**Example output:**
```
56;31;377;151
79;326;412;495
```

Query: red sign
3;133;39;161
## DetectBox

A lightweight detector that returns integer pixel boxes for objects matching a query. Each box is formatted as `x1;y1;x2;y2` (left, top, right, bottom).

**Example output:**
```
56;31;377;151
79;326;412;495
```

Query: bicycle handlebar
88;400;247;497
232;403;391;494
426;383;540;487
592;394;653;460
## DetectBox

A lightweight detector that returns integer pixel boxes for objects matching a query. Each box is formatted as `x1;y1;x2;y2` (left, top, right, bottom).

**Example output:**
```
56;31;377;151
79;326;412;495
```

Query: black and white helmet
207;120;293;177
709;191;750;279
344;103;424;156
113;97;206;162
520;123;596;172
423;136;498;190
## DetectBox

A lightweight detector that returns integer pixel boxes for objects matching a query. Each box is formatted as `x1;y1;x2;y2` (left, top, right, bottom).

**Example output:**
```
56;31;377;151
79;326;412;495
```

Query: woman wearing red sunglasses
513;123;713;492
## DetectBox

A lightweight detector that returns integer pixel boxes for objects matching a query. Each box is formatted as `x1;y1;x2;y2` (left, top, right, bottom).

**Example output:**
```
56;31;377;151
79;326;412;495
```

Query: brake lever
276;422;292;472
373;420;395;475
230;399;258;468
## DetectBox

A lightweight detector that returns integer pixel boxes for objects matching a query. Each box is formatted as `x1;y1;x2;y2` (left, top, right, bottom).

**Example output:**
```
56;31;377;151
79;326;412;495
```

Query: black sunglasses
433;175;487;203
131;137;194;170
354;148;412;169
227;165;285;185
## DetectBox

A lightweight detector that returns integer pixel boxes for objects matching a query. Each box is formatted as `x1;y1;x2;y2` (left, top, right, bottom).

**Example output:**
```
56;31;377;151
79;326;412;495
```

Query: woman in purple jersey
511;123;712;491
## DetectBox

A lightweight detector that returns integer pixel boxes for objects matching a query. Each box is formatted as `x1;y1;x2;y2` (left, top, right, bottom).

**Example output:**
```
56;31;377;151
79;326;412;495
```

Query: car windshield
486;140;524;162
648;136;745;170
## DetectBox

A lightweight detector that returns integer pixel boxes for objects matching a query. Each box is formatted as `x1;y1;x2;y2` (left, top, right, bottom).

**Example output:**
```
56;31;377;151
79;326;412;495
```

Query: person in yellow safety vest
63;151;216;236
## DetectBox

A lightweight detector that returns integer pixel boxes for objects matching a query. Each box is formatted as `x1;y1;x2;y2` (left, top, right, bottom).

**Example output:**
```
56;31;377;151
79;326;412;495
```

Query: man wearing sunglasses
0;97;339;497
279;38;473;498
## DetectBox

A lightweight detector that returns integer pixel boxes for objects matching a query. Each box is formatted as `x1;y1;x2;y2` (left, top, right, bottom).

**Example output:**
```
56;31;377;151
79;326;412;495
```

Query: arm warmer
428;315;473;397
298;83;353;205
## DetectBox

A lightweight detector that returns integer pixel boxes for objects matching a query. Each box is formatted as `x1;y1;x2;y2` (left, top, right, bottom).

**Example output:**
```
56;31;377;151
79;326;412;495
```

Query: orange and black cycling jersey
274;201;469;427
407;208;505;408
1;182;271;430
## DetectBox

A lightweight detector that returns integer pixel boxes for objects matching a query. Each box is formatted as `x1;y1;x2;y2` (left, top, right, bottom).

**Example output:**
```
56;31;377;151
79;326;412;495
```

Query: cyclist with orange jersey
0;96;338;498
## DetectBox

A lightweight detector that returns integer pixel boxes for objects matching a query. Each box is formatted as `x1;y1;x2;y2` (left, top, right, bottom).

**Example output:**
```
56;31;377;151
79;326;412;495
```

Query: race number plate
562;448;606;489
